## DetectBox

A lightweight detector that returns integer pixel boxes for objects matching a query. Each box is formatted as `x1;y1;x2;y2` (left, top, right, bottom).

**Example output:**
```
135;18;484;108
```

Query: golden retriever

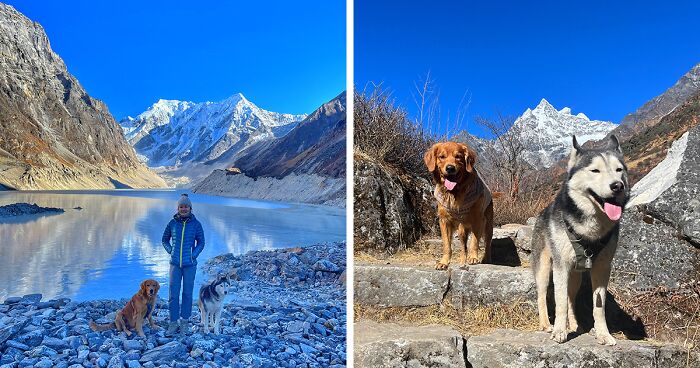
89;279;160;337
424;142;494;269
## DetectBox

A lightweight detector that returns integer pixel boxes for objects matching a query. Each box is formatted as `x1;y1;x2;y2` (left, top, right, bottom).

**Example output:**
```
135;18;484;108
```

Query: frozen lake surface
0;190;345;301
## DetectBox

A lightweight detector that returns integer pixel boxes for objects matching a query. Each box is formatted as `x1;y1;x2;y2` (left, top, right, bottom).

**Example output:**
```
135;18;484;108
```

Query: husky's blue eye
591;169;600;173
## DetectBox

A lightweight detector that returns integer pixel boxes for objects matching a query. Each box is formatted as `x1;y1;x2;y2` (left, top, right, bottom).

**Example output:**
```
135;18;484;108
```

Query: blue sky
355;0;700;138
7;0;345;119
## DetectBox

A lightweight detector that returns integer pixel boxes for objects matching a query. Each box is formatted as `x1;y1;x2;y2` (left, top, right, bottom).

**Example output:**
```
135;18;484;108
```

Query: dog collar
562;215;616;271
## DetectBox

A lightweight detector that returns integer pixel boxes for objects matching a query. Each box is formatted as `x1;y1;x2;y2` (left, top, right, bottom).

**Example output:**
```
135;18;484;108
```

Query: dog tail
89;319;115;332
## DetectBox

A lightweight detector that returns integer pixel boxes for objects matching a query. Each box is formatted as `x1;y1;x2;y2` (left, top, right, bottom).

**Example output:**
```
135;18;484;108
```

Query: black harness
562;215;616;272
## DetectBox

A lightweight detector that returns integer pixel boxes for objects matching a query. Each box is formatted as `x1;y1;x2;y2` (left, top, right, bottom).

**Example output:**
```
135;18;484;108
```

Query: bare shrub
354;86;433;178
476;114;528;199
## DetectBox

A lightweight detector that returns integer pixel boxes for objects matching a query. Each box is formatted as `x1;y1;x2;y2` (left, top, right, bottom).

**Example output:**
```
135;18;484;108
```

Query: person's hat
177;194;192;208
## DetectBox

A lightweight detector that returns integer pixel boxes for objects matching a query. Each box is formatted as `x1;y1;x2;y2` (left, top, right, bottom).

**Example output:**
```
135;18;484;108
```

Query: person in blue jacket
162;194;205;335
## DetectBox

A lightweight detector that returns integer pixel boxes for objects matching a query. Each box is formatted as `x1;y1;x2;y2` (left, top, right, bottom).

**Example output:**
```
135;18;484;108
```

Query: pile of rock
0;243;347;367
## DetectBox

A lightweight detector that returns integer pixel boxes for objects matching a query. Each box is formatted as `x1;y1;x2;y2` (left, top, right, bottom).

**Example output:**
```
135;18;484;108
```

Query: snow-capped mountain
119;93;306;185
454;99;616;169
509;99;616;168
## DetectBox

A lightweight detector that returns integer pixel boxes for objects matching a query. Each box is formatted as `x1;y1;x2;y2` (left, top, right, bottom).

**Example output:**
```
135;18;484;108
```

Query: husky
531;135;629;346
198;274;232;334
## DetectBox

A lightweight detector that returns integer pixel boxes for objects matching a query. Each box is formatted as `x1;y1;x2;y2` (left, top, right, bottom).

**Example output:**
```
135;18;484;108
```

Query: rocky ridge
0;4;165;190
0;243;346;367
233;92;346;180
616;62;700;141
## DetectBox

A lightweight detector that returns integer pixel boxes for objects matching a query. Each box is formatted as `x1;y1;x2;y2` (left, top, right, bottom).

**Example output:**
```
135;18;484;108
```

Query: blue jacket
162;213;205;268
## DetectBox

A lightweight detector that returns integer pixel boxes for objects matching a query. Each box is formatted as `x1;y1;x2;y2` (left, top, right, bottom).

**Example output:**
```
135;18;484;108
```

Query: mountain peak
535;98;555;111
509;99;616;168
222;92;247;104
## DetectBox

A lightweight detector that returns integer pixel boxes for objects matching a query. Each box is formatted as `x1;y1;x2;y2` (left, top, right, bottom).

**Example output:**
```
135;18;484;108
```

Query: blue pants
169;264;196;322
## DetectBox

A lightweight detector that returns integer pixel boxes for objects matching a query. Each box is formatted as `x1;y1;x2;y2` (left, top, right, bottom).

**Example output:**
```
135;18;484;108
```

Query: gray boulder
354;264;449;307
355;320;465;367
354;152;436;254
467;329;695;368
491;224;533;266
614;127;700;291
0;317;29;344
139;341;188;364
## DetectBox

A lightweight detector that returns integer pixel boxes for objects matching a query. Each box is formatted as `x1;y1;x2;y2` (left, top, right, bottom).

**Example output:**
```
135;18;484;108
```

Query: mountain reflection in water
0;190;345;301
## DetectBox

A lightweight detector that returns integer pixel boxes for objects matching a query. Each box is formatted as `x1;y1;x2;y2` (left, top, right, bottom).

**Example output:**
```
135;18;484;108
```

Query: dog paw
466;256;479;265
540;323;553;332
595;332;617;346
550;328;568;343
435;262;449;270
568;321;579;333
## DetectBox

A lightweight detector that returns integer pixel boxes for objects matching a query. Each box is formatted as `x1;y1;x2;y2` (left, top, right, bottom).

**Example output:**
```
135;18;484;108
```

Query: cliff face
0;4;165;189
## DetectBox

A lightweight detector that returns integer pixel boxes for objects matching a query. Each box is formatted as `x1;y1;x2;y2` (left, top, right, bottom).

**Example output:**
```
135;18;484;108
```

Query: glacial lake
0;190;346;302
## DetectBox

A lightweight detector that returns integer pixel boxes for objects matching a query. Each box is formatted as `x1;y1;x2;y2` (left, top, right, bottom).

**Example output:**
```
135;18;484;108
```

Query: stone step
467;329;694;368
354;321;696;368
354;320;466;367
354;263;535;309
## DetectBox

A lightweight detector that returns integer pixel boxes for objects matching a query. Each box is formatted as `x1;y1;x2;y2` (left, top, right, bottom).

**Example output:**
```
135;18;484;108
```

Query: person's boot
165;320;179;336
179;318;189;334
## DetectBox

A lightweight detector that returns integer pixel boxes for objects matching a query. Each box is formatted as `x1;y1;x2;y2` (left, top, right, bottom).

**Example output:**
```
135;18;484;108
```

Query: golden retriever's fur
424;142;494;269
89;279;160;337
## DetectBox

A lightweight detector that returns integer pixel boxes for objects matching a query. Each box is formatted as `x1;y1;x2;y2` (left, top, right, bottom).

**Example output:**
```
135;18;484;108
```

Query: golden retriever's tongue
604;202;622;221
444;179;457;191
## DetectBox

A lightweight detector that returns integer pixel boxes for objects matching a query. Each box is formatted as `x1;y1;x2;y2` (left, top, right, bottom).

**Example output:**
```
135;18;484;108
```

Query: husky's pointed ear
568;135;581;171
608;134;622;153
572;135;581;151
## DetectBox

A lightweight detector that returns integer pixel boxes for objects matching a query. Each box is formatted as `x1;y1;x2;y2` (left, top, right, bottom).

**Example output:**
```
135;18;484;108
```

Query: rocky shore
0;243;347;368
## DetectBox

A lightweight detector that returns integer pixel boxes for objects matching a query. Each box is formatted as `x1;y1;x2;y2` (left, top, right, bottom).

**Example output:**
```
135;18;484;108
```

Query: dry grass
355;238;521;268
610;283;700;355
355;300;539;337
492;192;551;227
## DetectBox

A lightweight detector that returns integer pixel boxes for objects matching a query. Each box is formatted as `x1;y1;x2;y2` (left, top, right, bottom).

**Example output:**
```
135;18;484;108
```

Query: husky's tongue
603;202;622;221
444;179;457;191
